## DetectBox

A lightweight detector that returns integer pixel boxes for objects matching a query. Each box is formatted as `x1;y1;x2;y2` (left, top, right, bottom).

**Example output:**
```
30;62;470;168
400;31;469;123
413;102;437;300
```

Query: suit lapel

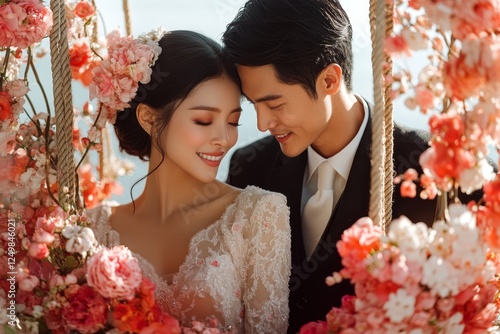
265;151;308;265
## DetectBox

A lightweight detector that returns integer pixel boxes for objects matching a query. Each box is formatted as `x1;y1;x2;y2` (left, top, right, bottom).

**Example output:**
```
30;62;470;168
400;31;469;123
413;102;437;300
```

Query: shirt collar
306;95;369;183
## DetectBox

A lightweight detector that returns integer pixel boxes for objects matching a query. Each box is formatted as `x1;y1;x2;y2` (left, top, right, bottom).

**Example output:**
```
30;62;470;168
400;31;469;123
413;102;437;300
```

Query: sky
78;0;430;203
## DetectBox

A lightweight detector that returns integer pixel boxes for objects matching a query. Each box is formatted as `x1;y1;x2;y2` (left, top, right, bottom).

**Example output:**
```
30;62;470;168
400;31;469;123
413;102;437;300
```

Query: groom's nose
256;105;278;132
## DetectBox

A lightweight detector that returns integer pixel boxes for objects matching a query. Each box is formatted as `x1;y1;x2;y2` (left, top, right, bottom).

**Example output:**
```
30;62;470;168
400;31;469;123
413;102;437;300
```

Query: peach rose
86;245;142;300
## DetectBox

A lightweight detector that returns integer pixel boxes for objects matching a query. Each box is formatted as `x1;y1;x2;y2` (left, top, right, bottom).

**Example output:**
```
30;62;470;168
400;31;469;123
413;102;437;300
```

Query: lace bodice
85;186;291;333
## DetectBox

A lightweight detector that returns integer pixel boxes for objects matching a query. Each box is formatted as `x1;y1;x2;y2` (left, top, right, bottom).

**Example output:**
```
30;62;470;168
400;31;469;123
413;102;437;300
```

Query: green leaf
4;324;17;334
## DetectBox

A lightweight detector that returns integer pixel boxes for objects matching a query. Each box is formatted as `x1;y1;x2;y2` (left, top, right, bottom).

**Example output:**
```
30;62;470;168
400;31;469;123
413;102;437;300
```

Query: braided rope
383;2;395;228
368;0;387;230
50;0;76;210
123;0;132;36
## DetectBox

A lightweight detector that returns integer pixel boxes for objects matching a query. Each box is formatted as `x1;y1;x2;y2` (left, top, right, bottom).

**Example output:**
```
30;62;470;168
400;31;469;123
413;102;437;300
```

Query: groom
221;0;484;332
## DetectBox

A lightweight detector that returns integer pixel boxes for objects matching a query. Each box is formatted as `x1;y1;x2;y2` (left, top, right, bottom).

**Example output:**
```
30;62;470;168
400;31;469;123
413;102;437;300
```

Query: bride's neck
132;158;225;221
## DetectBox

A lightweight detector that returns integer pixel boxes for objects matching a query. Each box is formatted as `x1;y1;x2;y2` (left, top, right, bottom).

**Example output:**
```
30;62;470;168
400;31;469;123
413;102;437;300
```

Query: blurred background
36;0;431;203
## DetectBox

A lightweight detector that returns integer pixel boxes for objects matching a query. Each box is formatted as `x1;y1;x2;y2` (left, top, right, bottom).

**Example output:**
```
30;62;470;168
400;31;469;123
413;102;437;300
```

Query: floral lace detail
85;186;291;333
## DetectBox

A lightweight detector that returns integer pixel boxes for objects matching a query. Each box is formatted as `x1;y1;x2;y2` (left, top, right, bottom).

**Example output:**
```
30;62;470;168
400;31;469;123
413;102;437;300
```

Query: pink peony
61;284;107;334
90;28;164;122
0;0;53;49
86;245;142;300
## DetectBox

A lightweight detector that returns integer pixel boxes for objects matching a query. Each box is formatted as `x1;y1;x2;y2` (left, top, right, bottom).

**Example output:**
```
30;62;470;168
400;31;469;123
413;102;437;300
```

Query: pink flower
326;306;355;332
28;242;49;259
414;84;435;113
90;28;165;123
61;284;107;334
400;180;417;198
4;79;29;98
86;245;142;300
18;275;39;292
299;321;328;334
337;217;382;279
0;0;53;49
385;35;411;56
443;55;485;100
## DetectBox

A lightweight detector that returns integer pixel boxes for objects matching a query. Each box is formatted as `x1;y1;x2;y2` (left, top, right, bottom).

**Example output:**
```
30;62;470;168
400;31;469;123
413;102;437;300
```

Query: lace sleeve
84;202;120;247
243;192;291;334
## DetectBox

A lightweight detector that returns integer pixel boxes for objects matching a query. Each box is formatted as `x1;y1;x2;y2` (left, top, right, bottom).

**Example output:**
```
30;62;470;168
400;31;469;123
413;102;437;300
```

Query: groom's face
237;64;332;158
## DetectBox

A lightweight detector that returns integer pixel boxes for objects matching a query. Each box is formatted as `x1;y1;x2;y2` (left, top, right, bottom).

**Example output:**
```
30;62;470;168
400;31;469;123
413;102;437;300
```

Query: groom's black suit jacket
226;108;483;333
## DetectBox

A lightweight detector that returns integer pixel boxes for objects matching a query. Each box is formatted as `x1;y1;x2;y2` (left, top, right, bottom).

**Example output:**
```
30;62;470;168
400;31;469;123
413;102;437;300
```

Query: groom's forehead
236;64;288;100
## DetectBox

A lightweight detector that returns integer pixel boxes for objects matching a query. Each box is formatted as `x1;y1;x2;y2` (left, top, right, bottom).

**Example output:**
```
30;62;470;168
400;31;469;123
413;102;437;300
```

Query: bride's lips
197;152;224;167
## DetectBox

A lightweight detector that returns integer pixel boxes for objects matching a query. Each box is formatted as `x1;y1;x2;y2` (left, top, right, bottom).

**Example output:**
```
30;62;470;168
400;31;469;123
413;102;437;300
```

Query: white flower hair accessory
90;27;167;124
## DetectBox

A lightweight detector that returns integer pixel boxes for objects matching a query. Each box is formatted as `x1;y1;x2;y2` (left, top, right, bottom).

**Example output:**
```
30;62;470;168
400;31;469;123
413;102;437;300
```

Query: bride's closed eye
194;120;212;126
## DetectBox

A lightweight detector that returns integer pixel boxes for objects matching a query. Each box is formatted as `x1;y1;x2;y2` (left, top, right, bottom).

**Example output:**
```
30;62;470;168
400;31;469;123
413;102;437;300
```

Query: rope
122;0;132;36
368;0;387;230
383;2;395;228
50;0;76;211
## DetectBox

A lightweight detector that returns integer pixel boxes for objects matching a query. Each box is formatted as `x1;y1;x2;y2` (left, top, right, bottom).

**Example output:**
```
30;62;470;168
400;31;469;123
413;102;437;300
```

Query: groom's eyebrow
251;94;283;104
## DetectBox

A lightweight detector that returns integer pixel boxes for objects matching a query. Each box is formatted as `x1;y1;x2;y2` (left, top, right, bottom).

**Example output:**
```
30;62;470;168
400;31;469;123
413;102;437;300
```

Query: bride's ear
136;103;156;136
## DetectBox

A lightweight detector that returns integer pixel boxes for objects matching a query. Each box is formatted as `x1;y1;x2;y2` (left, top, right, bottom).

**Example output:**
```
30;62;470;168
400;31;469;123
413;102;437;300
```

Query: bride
85;29;291;333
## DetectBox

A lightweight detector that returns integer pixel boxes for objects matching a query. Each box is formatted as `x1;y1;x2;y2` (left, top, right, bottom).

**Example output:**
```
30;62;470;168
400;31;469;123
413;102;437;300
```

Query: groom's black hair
222;0;353;98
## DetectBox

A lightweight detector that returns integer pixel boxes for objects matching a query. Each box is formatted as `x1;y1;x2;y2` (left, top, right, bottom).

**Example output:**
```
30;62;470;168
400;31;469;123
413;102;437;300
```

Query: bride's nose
210;122;231;147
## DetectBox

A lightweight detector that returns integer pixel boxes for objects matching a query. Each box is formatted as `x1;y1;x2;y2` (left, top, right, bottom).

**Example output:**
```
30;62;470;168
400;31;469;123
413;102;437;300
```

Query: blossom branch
29;54;52;116
0;47;10;88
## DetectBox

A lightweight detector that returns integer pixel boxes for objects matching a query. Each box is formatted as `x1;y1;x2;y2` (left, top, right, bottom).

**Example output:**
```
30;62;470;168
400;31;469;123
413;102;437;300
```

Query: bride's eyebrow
188;106;243;113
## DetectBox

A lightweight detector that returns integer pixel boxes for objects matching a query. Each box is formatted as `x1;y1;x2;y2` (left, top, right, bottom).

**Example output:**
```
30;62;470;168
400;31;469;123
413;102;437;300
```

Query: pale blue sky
77;0;429;203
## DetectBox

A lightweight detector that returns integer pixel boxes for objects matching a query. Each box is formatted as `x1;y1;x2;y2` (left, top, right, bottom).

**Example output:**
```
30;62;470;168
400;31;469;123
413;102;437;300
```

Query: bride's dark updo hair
114;30;241;161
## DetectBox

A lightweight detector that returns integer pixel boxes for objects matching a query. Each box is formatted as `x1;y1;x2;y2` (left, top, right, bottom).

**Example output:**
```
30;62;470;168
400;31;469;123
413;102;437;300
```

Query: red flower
74;1;96;18
140;316;181;334
61;284;107;334
111;278;162;332
69;42;91;69
0;91;12;121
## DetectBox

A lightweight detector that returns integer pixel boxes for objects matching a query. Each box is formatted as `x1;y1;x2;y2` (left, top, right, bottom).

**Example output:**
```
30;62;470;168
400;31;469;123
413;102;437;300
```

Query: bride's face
162;75;242;182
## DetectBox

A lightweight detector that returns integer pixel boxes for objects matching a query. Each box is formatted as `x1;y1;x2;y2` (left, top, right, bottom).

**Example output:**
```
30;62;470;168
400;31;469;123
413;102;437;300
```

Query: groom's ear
136;103;156;136
317;64;342;96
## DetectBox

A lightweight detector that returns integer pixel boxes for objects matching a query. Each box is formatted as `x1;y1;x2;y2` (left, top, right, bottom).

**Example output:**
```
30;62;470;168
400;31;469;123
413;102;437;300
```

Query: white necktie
302;161;335;260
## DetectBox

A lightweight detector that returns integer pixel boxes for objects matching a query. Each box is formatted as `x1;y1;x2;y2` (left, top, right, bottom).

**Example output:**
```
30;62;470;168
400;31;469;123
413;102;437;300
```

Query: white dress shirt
300;95;369;224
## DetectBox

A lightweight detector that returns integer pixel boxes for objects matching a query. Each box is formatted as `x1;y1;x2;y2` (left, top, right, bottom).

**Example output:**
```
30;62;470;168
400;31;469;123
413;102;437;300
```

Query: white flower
422;256;459;297
389;216;429;263
62;226;97;256
103;154;135;179
459;158;495;194
88;126;100;142
428;221;453;257
31;305;43;318
401;27;428;51
441;312;464;334
383;288;415;322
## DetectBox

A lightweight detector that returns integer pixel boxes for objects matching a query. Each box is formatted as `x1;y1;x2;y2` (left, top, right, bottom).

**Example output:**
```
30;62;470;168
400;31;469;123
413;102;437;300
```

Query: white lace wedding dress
85;186;291;333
